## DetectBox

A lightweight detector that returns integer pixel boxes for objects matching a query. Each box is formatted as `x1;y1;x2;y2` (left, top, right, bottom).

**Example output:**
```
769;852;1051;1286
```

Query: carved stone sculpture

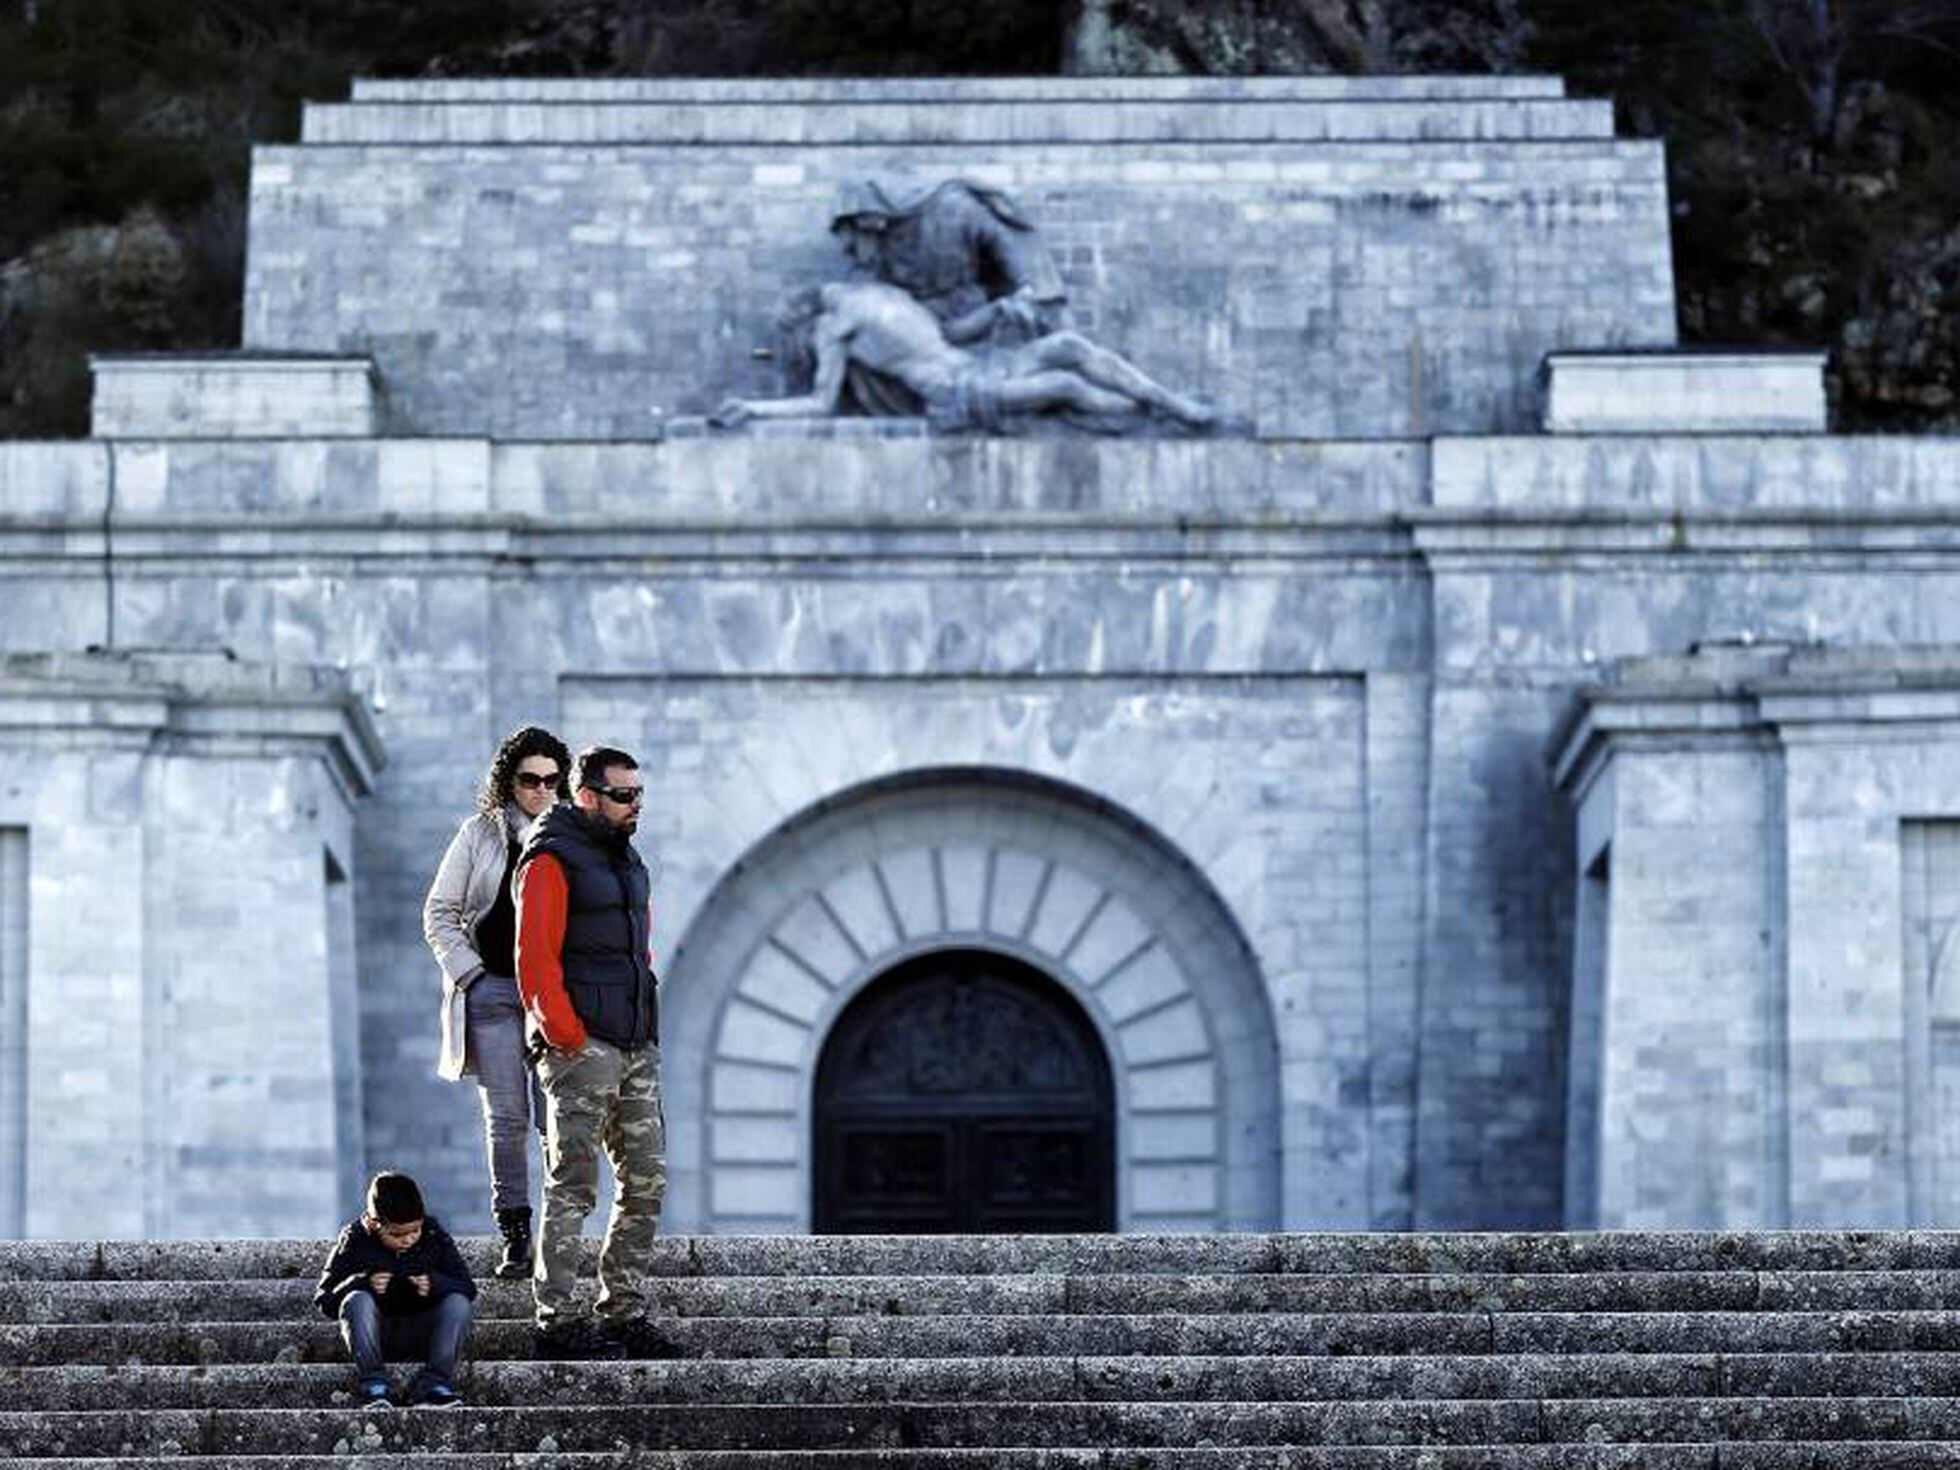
712;281;1215;434
830;177;1067;343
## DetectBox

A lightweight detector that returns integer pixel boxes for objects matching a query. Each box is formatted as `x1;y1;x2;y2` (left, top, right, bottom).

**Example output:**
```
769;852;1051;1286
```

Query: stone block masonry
7;76;1960;1242
244;83;1673;441
89;355;378;440
0;653;380;1238
3;419;1959;1235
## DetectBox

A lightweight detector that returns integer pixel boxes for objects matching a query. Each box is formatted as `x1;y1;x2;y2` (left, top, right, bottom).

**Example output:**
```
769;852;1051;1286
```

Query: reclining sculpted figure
712;281;1214;433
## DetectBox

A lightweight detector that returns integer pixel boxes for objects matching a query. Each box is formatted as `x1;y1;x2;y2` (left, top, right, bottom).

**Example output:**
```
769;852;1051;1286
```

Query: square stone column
0;652;382;1238
1554;645;1960;1230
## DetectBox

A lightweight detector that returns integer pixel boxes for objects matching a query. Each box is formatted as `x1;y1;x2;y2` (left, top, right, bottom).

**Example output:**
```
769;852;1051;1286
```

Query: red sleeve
515;855;587;1051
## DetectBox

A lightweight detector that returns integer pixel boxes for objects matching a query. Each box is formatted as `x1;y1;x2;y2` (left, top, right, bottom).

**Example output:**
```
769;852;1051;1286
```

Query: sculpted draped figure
712;177;1217;434
831;177;1068;344
712;281;1215;433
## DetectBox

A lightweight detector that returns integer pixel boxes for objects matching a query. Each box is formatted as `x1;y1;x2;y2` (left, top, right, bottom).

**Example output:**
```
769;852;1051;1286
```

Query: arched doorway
652;766;1283;1234
814;949;1115;1234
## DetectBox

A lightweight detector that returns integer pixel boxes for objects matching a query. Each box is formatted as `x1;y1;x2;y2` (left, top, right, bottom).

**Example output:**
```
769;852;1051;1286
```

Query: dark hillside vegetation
0;0;1951;437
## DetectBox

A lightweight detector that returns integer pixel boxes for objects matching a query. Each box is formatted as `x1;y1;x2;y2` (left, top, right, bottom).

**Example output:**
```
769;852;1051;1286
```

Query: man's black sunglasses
584;782;644;805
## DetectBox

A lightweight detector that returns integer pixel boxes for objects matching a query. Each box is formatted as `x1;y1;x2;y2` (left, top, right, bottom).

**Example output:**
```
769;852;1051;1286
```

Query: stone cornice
1551;644;1960;802
0;651;385;800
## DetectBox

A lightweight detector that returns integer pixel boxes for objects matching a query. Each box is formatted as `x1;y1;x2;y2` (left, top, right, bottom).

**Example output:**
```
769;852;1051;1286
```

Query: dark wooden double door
814;949;1115;1234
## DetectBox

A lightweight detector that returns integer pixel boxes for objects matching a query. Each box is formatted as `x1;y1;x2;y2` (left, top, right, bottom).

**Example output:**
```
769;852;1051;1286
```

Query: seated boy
313;1171;477;1407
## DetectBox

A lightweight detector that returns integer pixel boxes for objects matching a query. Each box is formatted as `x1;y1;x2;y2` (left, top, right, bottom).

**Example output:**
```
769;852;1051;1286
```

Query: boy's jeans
337;1291;473;1383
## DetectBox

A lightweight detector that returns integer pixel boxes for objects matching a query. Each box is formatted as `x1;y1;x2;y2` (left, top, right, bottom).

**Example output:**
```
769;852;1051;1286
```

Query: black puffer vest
518;804;657;1048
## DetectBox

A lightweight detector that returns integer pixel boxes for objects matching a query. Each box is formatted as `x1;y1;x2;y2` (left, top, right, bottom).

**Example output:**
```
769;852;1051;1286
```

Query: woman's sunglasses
515;771;562;791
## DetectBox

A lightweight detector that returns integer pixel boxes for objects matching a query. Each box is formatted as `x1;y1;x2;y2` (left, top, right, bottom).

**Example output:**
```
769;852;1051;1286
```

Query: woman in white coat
422;725;573;1278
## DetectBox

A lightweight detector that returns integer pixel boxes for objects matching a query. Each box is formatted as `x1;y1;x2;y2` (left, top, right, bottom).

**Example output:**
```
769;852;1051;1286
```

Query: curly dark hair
479;725;574;816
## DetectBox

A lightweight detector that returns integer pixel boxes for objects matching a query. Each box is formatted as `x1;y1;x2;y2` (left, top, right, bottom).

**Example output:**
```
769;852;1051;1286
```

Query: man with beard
514;744;675;1360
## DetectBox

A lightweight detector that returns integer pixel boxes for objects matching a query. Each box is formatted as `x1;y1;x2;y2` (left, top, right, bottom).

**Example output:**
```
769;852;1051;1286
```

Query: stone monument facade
1;75;1956;1238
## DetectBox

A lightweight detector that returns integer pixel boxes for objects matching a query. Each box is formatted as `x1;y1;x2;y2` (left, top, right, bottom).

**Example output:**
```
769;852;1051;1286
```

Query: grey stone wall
243;89;1672;442
1426;439;1960;1228
7;421;1960;1235
8;77;1960;1239
1555;646;1960;1229
0;653;380;1238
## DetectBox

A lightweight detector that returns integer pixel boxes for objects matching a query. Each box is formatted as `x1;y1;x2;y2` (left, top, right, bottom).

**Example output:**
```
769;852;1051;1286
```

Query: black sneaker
534;1316;625;1360
408;1376;465;1407
356;1375;394;1408
603;1314;684;1360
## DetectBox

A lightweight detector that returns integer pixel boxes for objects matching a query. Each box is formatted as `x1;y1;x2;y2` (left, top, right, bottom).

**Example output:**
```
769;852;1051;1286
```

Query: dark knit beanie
367;1171;424;1225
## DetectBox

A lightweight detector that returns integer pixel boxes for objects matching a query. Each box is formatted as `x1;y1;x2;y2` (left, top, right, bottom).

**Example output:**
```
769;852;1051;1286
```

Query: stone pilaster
0;652;382;1238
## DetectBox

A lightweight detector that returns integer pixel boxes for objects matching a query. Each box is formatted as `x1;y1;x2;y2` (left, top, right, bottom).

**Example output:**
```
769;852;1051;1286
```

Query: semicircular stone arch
660;767;1281;1234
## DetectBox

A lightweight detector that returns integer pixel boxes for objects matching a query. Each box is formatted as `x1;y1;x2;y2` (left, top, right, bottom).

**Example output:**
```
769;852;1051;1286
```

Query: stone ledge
299;98;1616;147
6;1229;1960;1280
1541;351;1829;435
90;354;378;440
1549;642;1960;801
1431;436;1960;513
349;76;1572;104
0;649;384;798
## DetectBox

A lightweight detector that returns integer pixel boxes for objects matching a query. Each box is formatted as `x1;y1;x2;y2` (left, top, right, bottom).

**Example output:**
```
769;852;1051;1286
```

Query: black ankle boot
494;1206;533;1279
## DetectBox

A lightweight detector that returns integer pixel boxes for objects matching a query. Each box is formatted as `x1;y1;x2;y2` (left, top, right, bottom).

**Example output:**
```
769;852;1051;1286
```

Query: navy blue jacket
313;1215;476;1319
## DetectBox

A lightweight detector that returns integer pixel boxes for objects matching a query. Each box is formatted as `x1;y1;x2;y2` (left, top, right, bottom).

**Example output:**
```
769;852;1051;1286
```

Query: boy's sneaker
603;1314;684;1360
534;1316;625;1360
407;1375;465;1407
356;1375;394;1408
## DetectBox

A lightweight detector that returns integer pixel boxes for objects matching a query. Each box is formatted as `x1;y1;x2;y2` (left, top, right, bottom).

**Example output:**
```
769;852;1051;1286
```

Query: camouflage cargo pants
532;1037;666;1328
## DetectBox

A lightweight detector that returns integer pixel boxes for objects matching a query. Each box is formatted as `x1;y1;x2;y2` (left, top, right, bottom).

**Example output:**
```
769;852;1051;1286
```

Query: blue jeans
337;1290;473;1386
466;975;537;1213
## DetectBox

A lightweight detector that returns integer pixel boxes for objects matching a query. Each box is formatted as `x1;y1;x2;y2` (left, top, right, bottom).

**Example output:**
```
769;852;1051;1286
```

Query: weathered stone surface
9;68;1960;1257
349;77;1574;103
243;110;1672;439
90;355;379;440
298;98;1616;146
9;1227;1960;1465
1540;352;1829;435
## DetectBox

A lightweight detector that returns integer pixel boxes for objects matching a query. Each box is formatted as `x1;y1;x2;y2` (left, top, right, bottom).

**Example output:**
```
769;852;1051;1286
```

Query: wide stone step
14;1352;1960;1412
298;98;1614;146
23;1449;1960;1470
17;1310;1960;1366
21;1270;1960;1325
7;1231;1955;1283
348;76;1572;103
90;1269;1960;1324
14;1398;1960;1455
0;1448;1786;1470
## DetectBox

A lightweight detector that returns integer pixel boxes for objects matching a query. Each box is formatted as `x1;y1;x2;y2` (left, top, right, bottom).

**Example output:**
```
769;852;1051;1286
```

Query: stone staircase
8;1232;1960;1466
